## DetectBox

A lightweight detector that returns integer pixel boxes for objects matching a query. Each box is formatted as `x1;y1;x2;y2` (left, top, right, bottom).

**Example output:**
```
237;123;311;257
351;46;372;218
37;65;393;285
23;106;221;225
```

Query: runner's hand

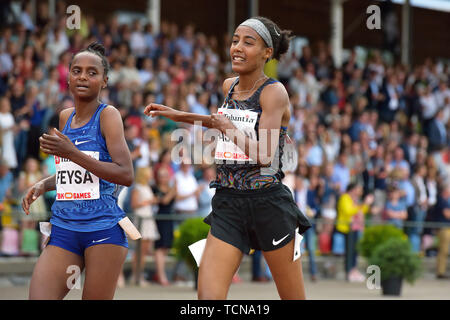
39;128;78;159
144;103;180;121
22;182;45;215
211;113;234;133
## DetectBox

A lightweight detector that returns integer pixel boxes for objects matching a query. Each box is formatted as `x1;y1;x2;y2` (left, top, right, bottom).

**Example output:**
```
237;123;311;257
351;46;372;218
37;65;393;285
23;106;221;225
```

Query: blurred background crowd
0;1;449;286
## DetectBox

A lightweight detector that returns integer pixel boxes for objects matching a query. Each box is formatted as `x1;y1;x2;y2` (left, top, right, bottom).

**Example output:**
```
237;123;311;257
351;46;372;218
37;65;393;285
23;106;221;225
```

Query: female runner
144;17;310;299
22;42;134;300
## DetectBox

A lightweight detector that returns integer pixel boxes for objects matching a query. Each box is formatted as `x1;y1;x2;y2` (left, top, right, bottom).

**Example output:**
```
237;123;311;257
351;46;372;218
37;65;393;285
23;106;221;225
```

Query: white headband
239;18;273;49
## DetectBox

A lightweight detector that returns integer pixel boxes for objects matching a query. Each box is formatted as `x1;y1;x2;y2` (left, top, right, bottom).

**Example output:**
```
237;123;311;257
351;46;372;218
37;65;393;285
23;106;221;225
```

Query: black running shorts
204;183;311;254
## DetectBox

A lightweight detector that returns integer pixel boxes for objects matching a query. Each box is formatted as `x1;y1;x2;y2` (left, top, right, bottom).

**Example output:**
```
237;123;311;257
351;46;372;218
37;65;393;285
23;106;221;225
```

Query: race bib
215;108;258;162
55;151;100;201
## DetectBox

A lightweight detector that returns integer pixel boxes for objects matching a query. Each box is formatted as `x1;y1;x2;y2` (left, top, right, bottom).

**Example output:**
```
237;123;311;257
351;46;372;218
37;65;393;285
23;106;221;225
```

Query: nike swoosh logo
92;237;111;244
75;140;89;145
272;234;289;246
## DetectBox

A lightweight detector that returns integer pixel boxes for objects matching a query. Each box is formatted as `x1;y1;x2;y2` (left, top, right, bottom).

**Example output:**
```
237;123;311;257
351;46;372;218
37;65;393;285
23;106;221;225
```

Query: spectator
172;159;200;283
305;174;320;281
129;19;146;60
20;1;35;32
419;85;439;133
17;157;47;255
139;57;154;87
190;91;210;116
152;167;177;286
131;166;159;287
401;132;420;166
197;166;216;218
0;159;15;255
390;146;410;173
277;50;299;85
318;163;337;254
118;55;141;108
331;152;351;194
435;184;450;279
174;160;200;216
0;96;17;169
175;24;195;61
289;68;308;108
153;149;175;181
380;74;401;123
46;28;69;67
427;108;447;153
335;182;373;282
384;185;408;229
409;164;429;252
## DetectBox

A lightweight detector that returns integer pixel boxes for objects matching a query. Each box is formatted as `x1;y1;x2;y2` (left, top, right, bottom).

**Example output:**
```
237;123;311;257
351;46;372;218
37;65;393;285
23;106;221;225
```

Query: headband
239;18;273;49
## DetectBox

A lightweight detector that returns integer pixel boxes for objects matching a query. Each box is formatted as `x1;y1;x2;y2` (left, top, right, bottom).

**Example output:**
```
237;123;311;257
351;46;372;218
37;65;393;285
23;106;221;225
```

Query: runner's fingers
39;139;58;149
22;192;33;215
41;133;60;142
40;146;54;155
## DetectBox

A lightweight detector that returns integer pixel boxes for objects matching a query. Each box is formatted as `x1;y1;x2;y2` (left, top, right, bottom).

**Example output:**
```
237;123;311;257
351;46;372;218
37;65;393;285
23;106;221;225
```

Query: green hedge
172;217;210;271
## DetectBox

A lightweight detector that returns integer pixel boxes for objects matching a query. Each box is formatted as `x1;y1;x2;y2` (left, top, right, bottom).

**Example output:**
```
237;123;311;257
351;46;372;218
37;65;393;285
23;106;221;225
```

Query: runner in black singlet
144;17;311;300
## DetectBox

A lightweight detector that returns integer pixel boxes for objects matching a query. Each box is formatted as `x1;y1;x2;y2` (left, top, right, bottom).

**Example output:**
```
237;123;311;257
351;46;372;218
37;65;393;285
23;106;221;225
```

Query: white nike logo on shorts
272;234;289;246
75;140;89;145
92;237;111;244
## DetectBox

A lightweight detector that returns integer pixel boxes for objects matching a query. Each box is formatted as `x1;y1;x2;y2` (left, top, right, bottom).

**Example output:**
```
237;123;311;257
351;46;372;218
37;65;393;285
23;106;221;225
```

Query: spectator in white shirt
277;50;299;85
0;97;17;169
174;160;201;214
20;2;35;32
434;78;450;110
46;28;69;66
289;68;308;107
419;85;439;128
130;19;146;59
138;57;154;87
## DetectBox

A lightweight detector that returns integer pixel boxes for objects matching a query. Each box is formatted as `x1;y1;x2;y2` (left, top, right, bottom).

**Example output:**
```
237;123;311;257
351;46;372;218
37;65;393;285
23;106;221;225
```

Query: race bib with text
55;151;100;201
215;108;258;162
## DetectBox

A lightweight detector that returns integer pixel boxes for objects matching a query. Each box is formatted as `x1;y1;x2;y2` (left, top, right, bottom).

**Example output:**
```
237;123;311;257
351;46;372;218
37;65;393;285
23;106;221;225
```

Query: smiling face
69;52;107;100
230;25;272;74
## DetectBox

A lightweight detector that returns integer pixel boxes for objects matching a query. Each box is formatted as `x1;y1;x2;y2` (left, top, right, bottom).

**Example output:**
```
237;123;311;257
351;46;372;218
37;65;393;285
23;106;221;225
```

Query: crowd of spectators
0;1;449;283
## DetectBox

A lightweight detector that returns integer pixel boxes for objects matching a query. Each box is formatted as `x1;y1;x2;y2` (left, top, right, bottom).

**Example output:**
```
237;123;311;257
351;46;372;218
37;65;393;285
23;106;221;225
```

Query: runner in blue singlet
22;42;134;300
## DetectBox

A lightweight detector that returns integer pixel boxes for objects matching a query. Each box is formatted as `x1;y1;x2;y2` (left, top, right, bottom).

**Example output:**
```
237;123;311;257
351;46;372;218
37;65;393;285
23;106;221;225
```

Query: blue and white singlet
50;103;126;232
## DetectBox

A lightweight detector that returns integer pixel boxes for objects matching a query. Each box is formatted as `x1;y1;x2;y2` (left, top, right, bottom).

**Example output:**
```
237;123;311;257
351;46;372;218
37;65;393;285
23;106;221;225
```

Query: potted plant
357;224;406;259
172;217;210;289
369;237;422;296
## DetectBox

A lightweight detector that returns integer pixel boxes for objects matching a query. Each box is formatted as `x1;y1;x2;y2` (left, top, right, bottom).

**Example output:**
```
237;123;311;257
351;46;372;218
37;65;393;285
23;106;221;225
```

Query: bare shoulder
260;81;289;107
100;105;124;135
58;107;75;131
260;81;290;126
222;76;238;96
100;105;124;123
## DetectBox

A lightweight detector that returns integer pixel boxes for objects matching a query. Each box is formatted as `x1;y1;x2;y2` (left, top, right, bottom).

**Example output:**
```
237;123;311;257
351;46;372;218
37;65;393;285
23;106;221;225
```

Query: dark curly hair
253;16;294;61
69;42;110;77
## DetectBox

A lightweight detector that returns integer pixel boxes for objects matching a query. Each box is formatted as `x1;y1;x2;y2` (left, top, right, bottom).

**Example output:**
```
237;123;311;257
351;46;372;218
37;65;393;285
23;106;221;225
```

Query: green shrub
357;224;406;258
369;238;422;284
172;217;210;271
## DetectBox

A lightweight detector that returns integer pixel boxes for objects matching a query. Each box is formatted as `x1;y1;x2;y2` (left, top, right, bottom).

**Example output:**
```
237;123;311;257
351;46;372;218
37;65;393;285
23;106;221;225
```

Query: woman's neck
237;70;267;92
73;98;100;122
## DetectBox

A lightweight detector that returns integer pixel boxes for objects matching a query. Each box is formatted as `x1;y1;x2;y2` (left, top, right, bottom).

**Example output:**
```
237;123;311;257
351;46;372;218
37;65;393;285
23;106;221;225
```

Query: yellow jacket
336;193;369;234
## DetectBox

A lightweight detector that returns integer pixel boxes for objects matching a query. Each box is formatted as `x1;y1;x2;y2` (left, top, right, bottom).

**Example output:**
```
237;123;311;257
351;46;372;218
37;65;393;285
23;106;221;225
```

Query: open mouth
232;56;245;62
